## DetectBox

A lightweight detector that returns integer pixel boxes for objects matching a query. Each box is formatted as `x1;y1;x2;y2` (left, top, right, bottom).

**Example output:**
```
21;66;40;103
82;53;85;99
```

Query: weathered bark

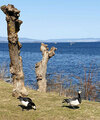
1;4;28;97
35;43;57;92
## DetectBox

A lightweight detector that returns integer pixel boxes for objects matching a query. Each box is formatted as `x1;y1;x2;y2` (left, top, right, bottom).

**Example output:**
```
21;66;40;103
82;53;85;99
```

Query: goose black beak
62;99;65;103
17;96;21;99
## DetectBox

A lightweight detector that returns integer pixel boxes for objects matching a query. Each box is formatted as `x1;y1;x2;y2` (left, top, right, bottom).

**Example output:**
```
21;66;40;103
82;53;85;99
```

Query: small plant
0;63;8;80
47;63;100;101
83;64;97;101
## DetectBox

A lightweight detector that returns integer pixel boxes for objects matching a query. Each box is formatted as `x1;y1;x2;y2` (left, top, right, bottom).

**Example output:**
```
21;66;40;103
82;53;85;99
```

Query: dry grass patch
0;80;100;120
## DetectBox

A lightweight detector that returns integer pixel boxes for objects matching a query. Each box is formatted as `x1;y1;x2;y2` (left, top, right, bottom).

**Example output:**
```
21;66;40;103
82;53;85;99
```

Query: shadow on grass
62;105;80;109
18;105;34;111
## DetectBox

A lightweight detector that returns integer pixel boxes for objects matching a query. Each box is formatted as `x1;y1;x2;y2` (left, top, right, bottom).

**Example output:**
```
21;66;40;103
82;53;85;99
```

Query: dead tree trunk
1;4;28;97
35;43;57;92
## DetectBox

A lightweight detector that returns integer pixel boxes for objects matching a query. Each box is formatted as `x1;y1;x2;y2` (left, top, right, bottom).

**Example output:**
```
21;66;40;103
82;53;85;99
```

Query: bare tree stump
35;43;57;92
1;4;28;97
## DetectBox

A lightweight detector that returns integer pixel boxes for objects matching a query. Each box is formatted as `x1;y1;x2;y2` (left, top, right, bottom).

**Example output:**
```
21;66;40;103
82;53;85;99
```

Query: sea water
0;42;100;89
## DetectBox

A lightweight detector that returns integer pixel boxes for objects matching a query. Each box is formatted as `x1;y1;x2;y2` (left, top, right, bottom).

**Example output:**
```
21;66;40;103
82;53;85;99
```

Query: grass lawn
0;80;100;120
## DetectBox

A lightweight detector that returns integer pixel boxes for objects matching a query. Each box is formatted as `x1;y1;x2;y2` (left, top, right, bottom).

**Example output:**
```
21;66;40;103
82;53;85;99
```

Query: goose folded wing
64;98;72;103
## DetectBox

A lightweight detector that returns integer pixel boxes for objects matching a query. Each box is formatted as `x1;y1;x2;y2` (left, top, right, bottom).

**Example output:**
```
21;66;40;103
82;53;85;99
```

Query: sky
0;0;100;40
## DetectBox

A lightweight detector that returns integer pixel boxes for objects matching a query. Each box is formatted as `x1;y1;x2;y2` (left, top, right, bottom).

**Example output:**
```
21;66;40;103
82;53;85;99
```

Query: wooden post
35;43;57;92
1;4;28;97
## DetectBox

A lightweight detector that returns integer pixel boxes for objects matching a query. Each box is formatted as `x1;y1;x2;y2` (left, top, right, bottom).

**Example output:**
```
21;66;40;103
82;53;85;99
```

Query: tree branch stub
35;43;57;92
1;4;28;97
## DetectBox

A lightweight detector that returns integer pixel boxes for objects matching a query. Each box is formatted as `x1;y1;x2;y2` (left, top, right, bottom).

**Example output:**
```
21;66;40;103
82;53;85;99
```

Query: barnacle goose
17;96;36;111
62;91;82;108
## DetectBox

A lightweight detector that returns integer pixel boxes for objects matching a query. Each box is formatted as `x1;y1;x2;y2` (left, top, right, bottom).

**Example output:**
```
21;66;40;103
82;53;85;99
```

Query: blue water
0;42;100;88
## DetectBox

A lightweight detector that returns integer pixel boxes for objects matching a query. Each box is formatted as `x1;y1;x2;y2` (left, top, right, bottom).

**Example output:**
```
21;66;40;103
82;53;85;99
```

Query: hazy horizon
0;36;100;43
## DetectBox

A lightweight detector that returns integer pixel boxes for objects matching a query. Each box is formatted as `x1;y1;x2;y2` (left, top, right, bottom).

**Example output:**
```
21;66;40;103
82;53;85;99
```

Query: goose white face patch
33;106;36;109
21;101;29;106
78;91;82;94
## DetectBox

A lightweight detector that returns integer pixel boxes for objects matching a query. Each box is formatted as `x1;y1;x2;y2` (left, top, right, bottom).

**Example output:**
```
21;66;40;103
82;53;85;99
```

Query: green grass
0;80;100;120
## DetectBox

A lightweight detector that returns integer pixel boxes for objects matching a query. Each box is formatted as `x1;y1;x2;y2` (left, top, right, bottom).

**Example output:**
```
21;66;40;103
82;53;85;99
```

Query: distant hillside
0;37;42;43
47;38;100;42
0;36;100;43
0;36;8;43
